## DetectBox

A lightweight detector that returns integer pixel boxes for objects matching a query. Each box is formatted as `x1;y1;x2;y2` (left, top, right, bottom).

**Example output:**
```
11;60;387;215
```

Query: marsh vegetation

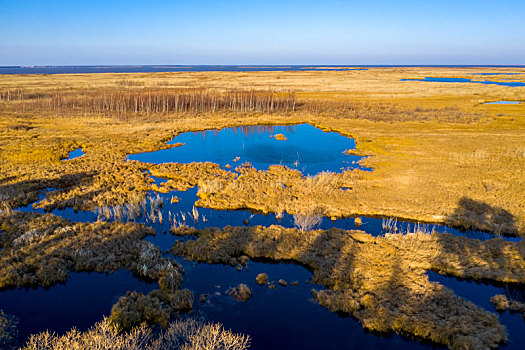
1;67;524;349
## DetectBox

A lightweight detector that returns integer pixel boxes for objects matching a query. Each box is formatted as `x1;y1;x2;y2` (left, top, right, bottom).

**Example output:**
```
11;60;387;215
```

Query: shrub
22;317;250;350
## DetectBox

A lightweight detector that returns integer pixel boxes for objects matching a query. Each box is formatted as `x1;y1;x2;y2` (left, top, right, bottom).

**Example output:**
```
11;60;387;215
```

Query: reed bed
0;87;297;116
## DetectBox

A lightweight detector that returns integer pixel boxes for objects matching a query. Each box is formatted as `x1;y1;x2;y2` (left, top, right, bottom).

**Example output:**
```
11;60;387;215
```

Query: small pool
483;101;521;105
401;77;525;87
63;148;85;161
128;124;369;175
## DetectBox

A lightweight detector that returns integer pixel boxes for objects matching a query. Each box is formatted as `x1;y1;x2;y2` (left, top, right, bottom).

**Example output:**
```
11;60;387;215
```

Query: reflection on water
181;260;433;350
128;123;370;175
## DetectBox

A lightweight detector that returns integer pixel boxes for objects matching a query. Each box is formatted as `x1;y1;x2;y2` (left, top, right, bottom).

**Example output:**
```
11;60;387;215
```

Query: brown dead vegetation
0;210;196;329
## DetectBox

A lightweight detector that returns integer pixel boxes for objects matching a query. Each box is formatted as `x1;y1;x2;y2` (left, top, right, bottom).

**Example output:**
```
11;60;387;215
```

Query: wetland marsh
1;67;525;349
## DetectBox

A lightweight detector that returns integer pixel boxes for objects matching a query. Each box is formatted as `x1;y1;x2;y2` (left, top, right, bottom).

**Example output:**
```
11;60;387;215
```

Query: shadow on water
179;258;435;350
0;270;156;342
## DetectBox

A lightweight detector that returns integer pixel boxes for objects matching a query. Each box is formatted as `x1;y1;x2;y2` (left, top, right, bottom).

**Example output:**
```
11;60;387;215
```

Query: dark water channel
3;123;523;349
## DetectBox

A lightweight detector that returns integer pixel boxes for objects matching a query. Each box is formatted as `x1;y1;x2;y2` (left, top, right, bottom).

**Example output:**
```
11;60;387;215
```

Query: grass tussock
109;289;194;330
170;224;525;348
490;294;525;317
22;317;250;350
0;211;180;289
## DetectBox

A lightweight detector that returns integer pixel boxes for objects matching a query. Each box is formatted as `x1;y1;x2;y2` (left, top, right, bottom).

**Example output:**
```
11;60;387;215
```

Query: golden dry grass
1;67;523;234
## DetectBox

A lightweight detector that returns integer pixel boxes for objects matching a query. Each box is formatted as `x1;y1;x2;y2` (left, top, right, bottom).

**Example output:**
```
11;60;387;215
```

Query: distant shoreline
1;64;525;75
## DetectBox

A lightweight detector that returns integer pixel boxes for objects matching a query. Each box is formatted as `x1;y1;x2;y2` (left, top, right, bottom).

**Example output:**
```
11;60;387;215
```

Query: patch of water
483;101;521;105
180;260;435;350
16;185;517;254
428;271;525;350
0;270;155;343
401;77;525;87
128;124;370;175
63;148;85;161
470;73;522;76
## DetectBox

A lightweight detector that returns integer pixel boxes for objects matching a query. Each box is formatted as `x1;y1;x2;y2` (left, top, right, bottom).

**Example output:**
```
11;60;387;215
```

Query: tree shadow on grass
446;197;519;236
0;172;97;209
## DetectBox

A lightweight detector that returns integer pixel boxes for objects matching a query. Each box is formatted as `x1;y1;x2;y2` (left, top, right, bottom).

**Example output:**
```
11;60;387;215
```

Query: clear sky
1;0;524;65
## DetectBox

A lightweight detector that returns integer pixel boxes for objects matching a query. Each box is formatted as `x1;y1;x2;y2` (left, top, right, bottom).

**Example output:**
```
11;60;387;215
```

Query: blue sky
1;0;524;65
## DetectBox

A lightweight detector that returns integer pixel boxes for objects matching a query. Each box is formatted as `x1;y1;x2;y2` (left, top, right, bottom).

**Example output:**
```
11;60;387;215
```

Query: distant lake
401;76;525;87
0;65;368;74
1;65;524;75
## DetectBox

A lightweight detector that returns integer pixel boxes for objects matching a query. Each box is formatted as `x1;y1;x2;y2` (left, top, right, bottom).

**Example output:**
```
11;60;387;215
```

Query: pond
128;123;370;175
62;148;85;161
400;77;525;87
483;101;521;105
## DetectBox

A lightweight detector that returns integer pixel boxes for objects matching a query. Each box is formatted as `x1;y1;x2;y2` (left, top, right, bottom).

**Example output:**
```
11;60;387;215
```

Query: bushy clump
490;294;525;317
0;310;18;349
490;294;510;311
110;289;194;330
293;211;322;233
227;284;252;302
22;317;250;350
255;273;268;285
